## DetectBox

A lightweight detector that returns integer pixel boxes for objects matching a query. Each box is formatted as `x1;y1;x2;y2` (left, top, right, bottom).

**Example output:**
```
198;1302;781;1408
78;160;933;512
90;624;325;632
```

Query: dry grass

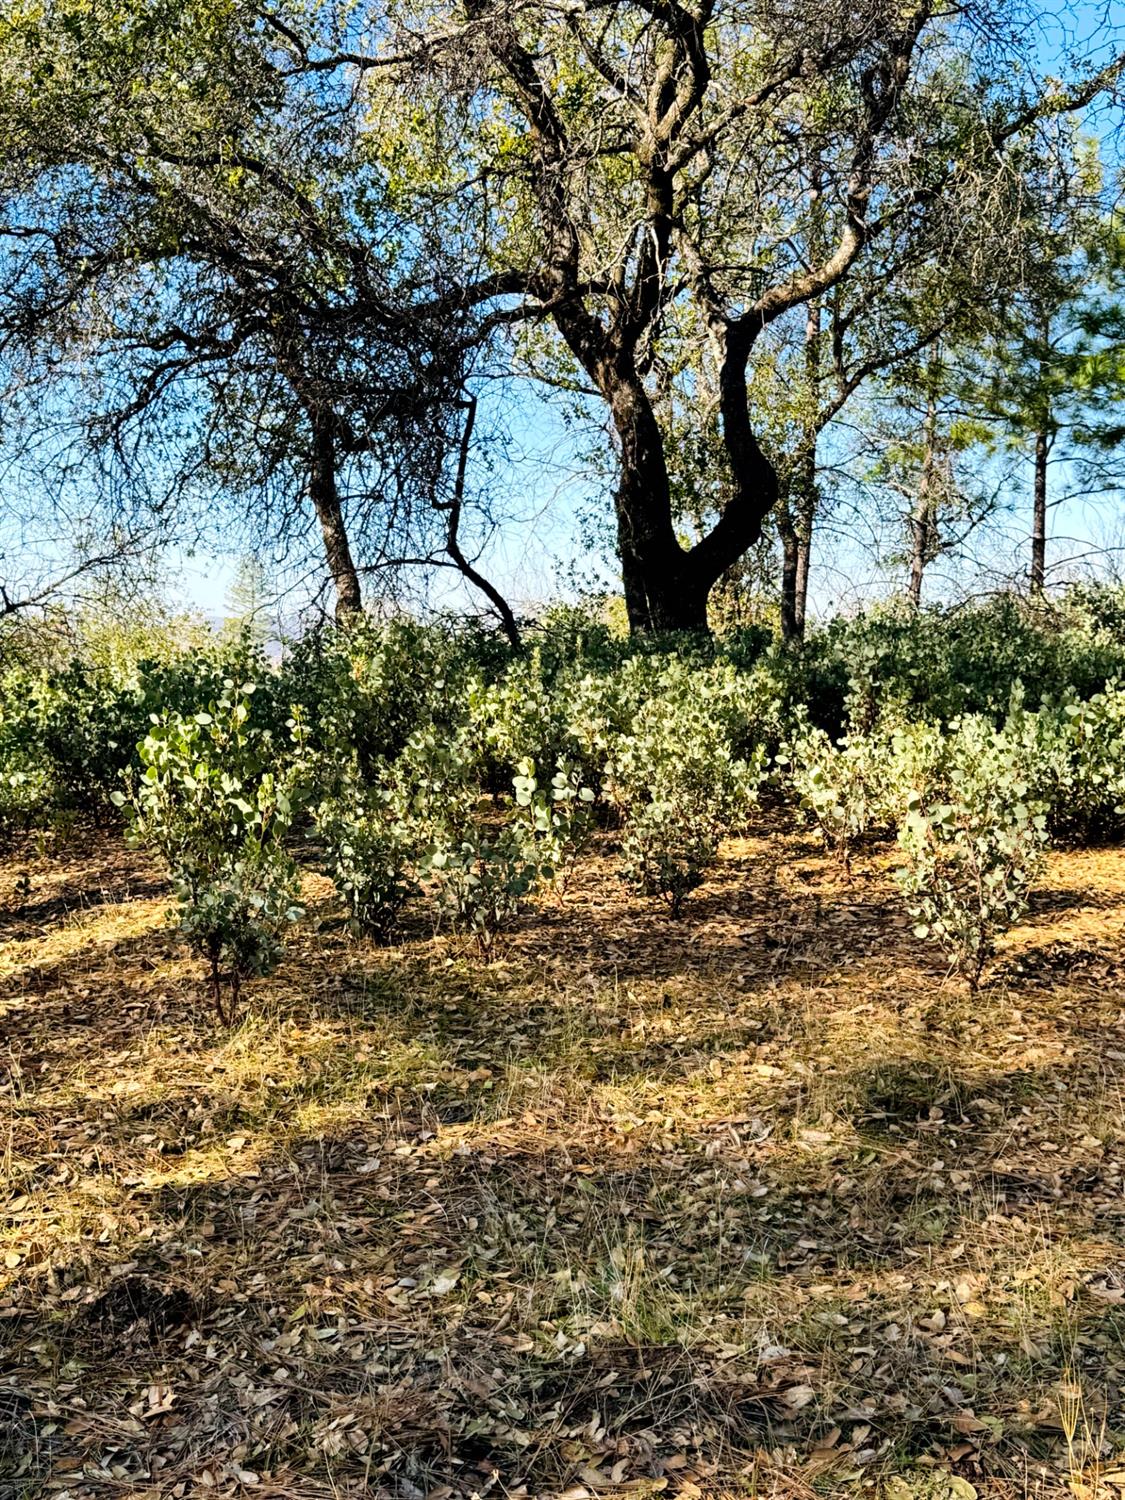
3;822;1125;1499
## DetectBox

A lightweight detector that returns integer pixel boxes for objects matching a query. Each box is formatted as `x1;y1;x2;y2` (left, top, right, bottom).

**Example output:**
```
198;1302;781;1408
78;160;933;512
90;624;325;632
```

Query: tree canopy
0;0;1123;628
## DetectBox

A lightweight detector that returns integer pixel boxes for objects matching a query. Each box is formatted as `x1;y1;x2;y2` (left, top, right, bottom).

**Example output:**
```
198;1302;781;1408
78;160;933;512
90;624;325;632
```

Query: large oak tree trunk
609;378;709;632
565;310;780;637
610;389;779;635
612;430;779;633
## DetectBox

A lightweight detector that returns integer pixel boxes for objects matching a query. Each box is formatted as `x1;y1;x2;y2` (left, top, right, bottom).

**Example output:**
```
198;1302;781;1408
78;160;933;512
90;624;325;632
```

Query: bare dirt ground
3;820;1125;1499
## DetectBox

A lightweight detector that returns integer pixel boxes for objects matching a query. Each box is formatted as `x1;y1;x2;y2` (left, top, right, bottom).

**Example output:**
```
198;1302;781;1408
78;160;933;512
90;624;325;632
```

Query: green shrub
781;723;885;869
0;623;277;834
312;773;417;940
781;712;948;868
894;716;1050;991
608;684;765;915
879;718;947;822
116;681;303;1022
783;592;1125;739
619;797;719;917
388;721;481;846
172;852;302;1021
513;756;597;895
426;826;545;956
281;616;472;777
466;649;568;790
1047;684;1125;838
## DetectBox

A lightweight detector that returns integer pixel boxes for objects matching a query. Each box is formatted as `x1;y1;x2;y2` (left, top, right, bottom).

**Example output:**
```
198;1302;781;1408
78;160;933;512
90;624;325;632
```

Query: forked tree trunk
609;378;715;633
568;311;779;638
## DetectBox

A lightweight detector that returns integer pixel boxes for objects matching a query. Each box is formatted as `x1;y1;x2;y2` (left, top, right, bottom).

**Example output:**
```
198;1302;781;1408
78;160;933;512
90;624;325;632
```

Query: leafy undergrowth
4;823;1125;1499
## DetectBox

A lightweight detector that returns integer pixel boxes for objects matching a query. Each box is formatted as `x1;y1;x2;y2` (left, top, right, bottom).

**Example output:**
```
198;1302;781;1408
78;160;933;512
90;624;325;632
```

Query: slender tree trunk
907;501;931;608
793;425;817;637
309;410;362;623
445;397;521;647
786;156;823;642
1030;315;1051;598
779;455;817;641
794;530;812;635
908;386;939;608
777;497;800;641
1031;420;1048;596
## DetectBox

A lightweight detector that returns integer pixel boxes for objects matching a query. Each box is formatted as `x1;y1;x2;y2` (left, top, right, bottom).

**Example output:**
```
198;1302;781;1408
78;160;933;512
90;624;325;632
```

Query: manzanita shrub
12;589;1125;999
311;771;417;941
780;722;885;871
422;756;596;954
1047;683;1125;838
280;615;469;776
513;756;597;896
0;626;276;835
115;681;303;1023
467;649;569;792
894;715;1050;991
619;799;720;917
607;686;765;915
780;715;945;869
426;827;546;957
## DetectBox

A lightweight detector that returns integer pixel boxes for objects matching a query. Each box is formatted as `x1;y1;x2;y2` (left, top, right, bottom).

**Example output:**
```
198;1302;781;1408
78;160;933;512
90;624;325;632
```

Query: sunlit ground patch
3;827;1125;1497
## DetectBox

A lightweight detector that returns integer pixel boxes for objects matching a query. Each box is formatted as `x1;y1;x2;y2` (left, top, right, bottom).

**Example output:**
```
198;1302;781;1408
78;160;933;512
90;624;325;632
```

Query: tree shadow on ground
504;835;948;991
6;1046;1124;1499
1023;884;1125;920
0;876;168;940
6;831;1125;1497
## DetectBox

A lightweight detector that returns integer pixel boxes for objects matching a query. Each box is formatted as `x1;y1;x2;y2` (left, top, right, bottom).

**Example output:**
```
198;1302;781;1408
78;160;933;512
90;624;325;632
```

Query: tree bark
603;359;779;634
907;385;938;608
1030;315;1052;597
605;375;714;631
794;527;812;636
309;410;362;623
791;162;823;642
778;498;800;641
778;457;816;642
445;397;522;647
1031;420;1048;595
790;435;817;639
683;324;780;613
907;499;931;608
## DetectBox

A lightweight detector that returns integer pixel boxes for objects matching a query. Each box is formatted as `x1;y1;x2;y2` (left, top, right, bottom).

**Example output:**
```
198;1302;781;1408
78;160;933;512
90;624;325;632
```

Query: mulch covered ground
3;819;1125;1499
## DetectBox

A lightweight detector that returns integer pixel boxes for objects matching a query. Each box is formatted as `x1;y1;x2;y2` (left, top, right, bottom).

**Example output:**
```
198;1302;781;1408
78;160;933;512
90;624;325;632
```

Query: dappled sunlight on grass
4;826;1125;1496
0;895;166;986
